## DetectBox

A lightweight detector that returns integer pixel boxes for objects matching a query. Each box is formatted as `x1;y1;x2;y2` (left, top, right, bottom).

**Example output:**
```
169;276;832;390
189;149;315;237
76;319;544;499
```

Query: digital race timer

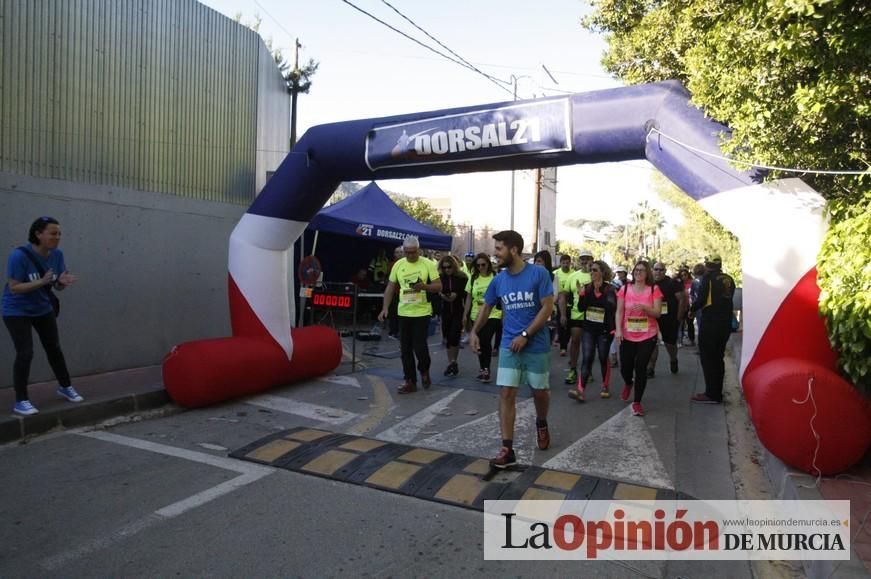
310;289;355;310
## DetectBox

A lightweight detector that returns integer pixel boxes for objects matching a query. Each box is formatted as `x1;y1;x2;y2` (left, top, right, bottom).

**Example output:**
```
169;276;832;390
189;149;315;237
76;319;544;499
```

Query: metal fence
0;0;261;203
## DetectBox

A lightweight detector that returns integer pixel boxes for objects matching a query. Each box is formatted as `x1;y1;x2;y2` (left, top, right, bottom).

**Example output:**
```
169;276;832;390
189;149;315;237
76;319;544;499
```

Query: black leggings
399;316;431;381
580;330;613;389
477;318;502;372
441;308;464;348
3;314;71;402
619;336;657;403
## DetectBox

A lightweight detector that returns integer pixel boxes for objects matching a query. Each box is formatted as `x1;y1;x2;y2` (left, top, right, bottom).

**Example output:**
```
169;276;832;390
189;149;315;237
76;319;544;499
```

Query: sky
198;0;680;237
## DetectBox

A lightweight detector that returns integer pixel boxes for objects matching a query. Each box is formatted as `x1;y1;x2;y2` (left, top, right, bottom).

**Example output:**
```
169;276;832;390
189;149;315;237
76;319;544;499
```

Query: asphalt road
0;338;758;578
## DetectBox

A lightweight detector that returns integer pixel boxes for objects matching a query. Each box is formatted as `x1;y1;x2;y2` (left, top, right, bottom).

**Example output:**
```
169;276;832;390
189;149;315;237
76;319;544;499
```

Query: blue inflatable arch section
254;80;754;223
168;80;871;478
228;80;757;360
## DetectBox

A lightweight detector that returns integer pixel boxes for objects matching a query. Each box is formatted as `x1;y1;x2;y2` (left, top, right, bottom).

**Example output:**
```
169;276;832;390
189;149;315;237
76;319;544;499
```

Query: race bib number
627;316;649;333
586;306;605;324
661;302;669;315
401;290;425;305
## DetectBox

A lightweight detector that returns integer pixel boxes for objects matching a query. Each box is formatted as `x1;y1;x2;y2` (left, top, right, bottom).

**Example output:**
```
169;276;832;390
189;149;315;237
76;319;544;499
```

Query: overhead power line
377;0;510;90
252;0;296;45
340;0;514;97
648;127;871;176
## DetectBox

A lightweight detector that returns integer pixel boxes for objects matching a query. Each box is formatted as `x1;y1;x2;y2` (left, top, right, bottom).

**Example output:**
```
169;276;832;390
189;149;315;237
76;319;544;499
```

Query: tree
390;195;455;236
326;182;362;206
582;0;870;389
233;14;318;149
653;174;742;284
274;40;319;147
626;201;666;259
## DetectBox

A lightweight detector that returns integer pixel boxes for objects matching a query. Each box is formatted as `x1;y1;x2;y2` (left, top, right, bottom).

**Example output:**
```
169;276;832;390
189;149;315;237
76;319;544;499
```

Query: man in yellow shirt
552;254;574;356
378;236;442;393
559;249;593;384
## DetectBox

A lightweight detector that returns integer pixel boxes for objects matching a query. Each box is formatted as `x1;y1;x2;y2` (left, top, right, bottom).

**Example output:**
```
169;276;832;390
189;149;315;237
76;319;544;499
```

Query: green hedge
817;195;871;395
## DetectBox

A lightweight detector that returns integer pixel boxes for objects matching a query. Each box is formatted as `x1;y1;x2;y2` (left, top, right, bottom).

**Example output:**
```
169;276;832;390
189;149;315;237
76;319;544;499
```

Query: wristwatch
520;329;530;339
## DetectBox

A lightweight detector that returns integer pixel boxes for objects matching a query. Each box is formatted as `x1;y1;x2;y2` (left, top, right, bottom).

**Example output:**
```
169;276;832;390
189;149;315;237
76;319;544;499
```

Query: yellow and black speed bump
230;427;691;511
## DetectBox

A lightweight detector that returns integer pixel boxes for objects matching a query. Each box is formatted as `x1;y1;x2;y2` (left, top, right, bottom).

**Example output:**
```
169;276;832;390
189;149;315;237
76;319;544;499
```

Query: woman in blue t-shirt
2;217;82;416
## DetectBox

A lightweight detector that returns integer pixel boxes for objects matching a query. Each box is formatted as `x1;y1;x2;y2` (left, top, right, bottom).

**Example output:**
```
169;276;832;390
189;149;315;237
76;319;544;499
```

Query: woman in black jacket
569;260;617;402
438;255;468;377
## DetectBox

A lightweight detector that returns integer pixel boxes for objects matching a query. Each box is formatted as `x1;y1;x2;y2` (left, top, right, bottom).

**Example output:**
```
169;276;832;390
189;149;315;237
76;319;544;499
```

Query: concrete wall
0;172;245;388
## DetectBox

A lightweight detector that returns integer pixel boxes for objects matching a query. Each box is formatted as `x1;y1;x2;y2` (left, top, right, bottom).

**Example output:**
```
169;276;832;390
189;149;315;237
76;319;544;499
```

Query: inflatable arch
164;80;871;474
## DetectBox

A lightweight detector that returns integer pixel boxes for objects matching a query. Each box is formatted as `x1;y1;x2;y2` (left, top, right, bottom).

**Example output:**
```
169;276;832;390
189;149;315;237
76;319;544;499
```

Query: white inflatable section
698;179;828;378
228;213;308;359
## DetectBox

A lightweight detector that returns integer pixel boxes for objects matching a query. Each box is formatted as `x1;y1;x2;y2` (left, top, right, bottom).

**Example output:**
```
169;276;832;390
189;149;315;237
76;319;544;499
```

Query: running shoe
631;402;645;416
490;446;517;469
560;349;567;357
57;386;84;402
480;368;491;383
600;386;610;399
567;386;586;402
397;380;417;394
620;384;632;402
536;422;551;450
670;358;679;374
565;368;577;384
13;400;38;416
691;393;721;404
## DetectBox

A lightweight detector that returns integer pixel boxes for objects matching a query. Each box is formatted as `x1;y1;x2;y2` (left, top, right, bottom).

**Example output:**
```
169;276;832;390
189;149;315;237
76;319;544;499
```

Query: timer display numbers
311;290;354;310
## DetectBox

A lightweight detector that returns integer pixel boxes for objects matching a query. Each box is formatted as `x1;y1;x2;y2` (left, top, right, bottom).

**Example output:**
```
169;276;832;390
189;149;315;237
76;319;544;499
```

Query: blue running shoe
14;400;39;415
57;386;84;402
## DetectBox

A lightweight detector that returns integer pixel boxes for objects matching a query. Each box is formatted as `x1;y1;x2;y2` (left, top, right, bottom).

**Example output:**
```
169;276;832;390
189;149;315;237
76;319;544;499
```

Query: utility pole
509;77;517;231
533;168;542;252
290;38;301;148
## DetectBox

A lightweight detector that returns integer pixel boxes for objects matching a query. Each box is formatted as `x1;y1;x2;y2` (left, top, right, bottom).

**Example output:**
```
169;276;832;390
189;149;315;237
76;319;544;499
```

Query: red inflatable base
162;326;342;408
744;359;871;476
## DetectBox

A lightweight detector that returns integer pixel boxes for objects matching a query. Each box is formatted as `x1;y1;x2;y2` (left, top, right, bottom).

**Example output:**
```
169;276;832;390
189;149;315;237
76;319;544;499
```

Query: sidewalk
0;365;169;443
729;335;871;578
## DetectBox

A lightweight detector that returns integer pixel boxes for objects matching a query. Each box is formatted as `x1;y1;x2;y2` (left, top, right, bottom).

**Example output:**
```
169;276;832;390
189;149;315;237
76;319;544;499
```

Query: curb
729;335;871;578
764;449;870;578
0;388;171;444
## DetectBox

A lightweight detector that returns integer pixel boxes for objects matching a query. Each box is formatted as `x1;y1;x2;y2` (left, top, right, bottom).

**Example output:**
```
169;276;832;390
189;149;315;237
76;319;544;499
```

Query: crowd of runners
378;231;736;468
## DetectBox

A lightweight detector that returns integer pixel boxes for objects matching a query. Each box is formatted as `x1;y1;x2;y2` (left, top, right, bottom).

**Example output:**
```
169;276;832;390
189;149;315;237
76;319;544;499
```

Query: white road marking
318;375;362;388
245;394;359;425
154;471;264;518
42;433;274;571
80;431;271;475
417;398;538;463
197;442;228;451
376;389;464;443
543;407;674;490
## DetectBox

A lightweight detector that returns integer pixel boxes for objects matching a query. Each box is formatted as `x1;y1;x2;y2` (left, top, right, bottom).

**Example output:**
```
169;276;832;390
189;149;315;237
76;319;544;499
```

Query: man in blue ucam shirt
469;230;554;468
